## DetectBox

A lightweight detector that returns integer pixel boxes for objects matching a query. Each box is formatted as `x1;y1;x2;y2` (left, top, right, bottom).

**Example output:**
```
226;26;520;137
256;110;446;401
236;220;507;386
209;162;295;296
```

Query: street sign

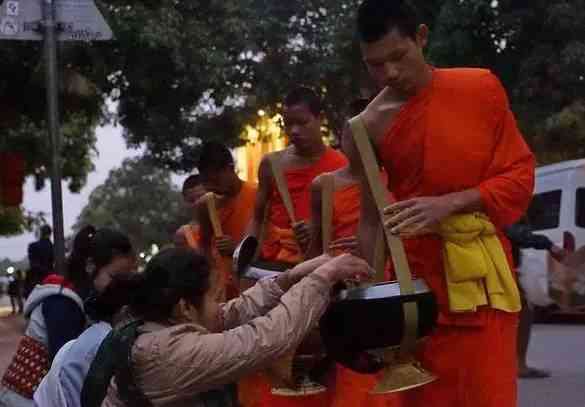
56;0;113;41
0;0;41;40
0;0;113;41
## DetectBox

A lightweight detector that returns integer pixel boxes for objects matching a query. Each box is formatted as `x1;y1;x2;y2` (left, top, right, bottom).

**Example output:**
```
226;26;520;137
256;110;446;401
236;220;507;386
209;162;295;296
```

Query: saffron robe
378;68;535;407
326;183;402;407
213;181;258;300
178;224;200;249
261;148;348;264
259;148;346;407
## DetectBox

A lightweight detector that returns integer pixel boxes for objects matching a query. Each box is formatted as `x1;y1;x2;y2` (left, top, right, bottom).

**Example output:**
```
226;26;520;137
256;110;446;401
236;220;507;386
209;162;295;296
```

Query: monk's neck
292;142;326;162
410;64;433;98
225;177;243;199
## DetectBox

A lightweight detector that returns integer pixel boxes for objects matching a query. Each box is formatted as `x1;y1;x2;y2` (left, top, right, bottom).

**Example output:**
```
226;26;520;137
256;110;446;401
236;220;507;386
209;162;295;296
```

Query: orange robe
179;224;200;249
213;181;258;300
261;147;348;264
378;68;535;407
198;182;263;407
328;184;402;407
259;148;347;407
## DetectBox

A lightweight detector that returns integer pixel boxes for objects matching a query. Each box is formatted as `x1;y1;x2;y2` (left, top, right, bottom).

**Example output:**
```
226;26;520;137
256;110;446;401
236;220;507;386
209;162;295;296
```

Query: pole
42;0;66;276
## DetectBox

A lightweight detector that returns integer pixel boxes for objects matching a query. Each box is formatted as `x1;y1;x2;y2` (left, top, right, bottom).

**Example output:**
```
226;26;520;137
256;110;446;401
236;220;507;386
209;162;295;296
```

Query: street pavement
0;294;25;377
0;301;583;406
518;324;585;407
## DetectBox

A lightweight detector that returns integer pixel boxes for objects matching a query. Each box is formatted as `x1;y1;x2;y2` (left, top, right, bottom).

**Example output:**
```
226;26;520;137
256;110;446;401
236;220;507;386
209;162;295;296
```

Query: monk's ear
416;24;429;49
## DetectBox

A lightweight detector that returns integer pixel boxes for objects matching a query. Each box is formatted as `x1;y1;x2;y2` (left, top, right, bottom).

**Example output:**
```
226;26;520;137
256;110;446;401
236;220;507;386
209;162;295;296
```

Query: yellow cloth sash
439;213;521;313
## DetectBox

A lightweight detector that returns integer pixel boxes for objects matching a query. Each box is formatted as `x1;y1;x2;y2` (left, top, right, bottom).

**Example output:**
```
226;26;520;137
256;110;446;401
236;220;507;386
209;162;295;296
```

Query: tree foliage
2;0;584;214
74;157;187;253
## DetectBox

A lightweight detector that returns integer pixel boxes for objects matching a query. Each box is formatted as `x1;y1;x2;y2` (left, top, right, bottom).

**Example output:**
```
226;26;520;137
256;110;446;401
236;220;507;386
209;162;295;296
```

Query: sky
0;123;143;261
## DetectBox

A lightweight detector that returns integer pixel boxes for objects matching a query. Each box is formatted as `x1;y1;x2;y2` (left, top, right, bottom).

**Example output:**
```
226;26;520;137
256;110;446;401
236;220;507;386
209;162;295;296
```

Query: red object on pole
0;152;26;206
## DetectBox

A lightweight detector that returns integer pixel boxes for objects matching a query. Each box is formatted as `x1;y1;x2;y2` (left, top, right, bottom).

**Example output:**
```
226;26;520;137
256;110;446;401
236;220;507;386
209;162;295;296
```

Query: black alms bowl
319;279;438;372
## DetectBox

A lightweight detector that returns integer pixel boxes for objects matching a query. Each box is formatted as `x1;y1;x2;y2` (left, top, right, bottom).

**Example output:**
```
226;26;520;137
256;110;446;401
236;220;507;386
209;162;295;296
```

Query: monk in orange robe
310;169;401;407
197;141;258;300
174;174;206;249
351;2;536;407
195;142;261;407
308;99;401;407
248;87;347;407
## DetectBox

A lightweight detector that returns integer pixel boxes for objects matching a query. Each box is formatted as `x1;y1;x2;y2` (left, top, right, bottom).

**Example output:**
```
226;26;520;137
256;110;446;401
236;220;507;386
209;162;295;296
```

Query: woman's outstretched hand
277;253;333;290
314;254;374;284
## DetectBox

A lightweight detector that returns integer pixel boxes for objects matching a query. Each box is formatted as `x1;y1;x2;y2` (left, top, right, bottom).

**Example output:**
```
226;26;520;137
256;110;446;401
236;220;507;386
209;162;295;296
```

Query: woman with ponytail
0;226;135;407
79;247;373;407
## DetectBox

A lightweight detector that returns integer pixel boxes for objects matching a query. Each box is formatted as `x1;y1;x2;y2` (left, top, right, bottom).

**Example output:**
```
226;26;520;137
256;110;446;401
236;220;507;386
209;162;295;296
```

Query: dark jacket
505;223;553;268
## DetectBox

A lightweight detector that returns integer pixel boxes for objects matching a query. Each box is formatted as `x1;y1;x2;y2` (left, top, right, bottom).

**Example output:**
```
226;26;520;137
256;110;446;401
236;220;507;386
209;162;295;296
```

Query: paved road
519;324;585;407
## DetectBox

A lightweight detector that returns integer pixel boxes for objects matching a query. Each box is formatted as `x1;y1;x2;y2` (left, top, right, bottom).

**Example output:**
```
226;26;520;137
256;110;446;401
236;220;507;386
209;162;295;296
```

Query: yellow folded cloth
439;213;521;313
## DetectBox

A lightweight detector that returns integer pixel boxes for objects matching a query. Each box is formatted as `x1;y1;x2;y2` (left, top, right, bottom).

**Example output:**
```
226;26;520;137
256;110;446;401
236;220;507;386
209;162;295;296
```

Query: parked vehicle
520;159;585;318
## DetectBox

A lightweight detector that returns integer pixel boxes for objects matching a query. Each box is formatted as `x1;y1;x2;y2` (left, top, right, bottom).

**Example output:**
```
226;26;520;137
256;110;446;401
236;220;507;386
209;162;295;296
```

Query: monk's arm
358;180;380;267
306;177;324;258
439;188;483;214
247;156;271;238
476;74;535;228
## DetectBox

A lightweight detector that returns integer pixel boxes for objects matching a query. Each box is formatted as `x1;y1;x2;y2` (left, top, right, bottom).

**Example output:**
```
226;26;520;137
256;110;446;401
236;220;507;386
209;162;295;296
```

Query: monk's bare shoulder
258;149;288;183
362;87;404;144
261;149;289;168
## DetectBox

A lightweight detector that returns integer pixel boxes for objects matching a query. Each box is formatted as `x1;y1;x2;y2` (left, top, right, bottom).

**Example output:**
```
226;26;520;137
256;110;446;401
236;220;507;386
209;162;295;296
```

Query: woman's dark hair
84;271;136;322
66;226;133;298
104;248;211;321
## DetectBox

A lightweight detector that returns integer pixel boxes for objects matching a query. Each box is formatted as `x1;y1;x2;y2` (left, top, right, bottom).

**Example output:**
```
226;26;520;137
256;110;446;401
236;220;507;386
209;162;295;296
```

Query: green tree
74;157;187;254
3;0;584;230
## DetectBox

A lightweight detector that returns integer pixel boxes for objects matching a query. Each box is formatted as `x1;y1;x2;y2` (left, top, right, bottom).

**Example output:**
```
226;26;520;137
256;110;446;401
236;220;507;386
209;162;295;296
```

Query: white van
520;159;585;313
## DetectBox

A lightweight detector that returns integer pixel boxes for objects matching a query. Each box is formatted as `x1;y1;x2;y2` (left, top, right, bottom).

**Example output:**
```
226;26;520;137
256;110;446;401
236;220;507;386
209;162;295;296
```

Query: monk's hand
384;196;454;236
216;236;236;257
328;236;361;256
292;221;312;251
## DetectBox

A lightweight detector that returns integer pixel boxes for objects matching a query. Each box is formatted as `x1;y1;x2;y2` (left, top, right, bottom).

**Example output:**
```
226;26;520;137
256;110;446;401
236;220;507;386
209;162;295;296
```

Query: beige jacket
102;274;332;407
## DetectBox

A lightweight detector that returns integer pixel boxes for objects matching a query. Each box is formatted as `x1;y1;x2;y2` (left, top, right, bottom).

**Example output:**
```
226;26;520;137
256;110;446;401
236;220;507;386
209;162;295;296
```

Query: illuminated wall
234;110;336;182
235;111;287;182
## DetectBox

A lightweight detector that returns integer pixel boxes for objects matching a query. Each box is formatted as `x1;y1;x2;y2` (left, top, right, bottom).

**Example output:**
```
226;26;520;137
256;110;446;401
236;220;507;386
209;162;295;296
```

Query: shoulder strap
203;192;223;237
268;154;297;224
348;115;418;355
372;225;387;283
115;325;153;407
320;173;335;251
81;319;149;407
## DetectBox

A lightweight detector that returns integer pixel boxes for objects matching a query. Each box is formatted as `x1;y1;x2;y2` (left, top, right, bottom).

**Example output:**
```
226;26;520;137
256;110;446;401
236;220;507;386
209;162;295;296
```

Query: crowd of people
1;1;584;407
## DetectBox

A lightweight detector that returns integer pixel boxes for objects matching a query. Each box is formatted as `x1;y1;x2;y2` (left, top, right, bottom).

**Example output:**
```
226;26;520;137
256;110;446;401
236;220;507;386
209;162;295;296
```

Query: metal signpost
0;0;113;275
